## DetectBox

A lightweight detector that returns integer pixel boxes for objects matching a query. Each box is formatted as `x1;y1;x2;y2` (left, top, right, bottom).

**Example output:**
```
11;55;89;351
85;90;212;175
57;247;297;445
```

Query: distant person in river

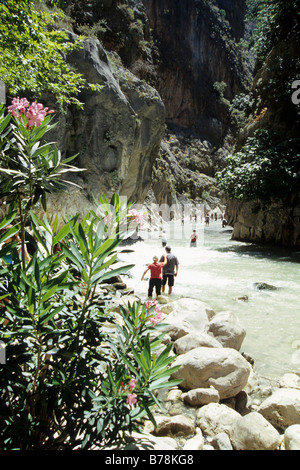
159;246;179;295
190;230;198;247
141;255;166;298
161;230;167;247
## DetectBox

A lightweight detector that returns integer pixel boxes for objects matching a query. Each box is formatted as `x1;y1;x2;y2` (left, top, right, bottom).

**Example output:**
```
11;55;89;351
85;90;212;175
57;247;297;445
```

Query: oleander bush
0;99;180;450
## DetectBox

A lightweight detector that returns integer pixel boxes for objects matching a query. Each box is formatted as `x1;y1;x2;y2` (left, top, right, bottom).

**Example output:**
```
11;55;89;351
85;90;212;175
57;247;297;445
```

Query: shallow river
121;219;300;379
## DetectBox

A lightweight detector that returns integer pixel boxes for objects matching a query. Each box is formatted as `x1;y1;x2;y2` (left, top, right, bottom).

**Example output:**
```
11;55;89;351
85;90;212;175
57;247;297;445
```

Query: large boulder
196;403;240;437
171;347;251;399
173;332;222;354
230;412;281;450
258;388;300;430
284;424;300;450
207;310;246;350
161;298;215;341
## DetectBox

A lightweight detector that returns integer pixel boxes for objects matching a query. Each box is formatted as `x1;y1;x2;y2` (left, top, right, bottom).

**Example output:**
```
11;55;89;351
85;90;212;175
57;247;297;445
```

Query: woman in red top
141;255;166;298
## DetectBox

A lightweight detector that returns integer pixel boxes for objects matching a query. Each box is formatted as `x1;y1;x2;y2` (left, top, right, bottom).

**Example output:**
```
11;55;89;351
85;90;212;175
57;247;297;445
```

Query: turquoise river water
120;218;300;379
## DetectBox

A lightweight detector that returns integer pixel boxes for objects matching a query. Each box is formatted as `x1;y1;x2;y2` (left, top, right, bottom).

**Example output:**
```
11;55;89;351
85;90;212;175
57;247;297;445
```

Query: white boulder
196;403;240;437
258;388;300;430
207;310;246;350
171;347;251;399
230;412;281;450
284;424;300;450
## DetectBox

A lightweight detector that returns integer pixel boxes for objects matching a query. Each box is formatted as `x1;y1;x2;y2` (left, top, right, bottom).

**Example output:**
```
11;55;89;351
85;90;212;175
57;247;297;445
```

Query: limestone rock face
171;347;251;399
48;35;165;210
226;198;300;248
143;0;249;144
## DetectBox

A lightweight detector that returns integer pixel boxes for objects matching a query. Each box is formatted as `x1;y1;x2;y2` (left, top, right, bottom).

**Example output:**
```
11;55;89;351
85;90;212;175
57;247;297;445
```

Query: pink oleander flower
145;300;162;314
26;101;54;128
150;311;163;326
7;97;54;128
128;208;145;227
126;393;137;408
129;378;137;391
7;97;29;116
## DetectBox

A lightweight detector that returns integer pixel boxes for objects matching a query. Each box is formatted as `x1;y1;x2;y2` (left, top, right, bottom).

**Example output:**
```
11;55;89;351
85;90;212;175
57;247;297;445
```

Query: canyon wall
44;0;250;215
143;0;249;144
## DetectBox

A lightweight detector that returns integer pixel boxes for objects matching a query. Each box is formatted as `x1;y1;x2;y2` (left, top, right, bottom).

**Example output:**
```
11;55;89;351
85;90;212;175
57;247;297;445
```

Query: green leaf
99;264;135;281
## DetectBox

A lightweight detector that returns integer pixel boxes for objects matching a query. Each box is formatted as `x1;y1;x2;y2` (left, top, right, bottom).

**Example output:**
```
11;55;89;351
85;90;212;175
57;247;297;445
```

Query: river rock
161;298;215;341
182;429;204;450
253;282;277;291
280;373;300;390
284;424;300;450
173;332;222;354
182;387;220;406
258;388;300;430
196;403;240;437
230;411;281;450
210;432;233;450
171;347;251;399
150;414;196;438
207;310;246;350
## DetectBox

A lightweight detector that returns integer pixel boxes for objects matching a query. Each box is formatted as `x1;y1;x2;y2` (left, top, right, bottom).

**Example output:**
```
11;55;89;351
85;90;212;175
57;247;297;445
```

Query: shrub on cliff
216;129;300;204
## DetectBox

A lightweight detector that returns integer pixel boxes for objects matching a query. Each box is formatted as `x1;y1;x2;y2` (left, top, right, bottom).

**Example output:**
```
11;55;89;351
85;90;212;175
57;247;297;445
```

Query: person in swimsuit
190;230;198;247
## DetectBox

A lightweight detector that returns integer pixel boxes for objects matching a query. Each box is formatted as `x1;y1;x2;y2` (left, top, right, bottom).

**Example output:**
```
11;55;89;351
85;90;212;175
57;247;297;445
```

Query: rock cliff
224;5;300;247
44;0;250;215
143;0;250;144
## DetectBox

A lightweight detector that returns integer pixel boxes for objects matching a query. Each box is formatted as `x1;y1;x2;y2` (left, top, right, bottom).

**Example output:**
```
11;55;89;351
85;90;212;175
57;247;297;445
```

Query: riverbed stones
206;310;246;350
182;430;204;450
104;431;178;450
171;347;251;399
258;388;300;430
230;411;281;450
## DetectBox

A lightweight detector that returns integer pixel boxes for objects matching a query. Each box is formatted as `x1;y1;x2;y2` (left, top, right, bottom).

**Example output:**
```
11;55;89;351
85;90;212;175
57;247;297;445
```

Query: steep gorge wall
225;20;300;247
143;0;249;144
44;0;250;216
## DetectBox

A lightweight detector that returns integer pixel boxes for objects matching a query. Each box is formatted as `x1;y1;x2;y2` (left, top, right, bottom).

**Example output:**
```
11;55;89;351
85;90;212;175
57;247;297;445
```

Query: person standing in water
141;255;166;298
161;230;167;247
160;246;179;295
190;230;198;247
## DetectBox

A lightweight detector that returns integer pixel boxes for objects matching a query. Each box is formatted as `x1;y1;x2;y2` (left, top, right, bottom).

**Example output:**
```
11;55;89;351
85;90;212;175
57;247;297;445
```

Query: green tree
0;0;98;107
216;130;300;203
